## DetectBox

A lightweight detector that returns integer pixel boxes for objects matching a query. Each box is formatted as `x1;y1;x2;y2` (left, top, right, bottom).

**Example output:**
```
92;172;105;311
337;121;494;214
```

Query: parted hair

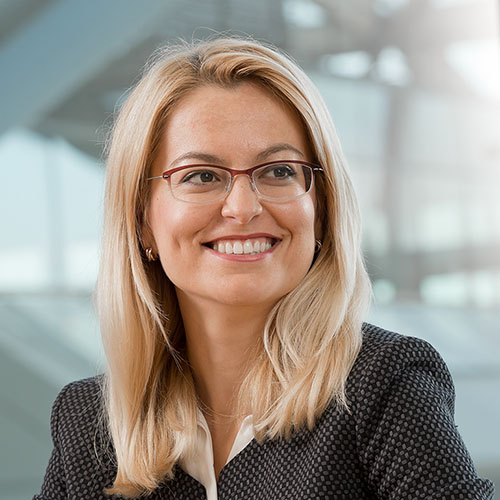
97;36;371;497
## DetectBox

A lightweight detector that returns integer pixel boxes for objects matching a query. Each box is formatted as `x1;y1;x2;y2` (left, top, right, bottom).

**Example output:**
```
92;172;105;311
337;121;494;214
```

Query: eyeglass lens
169;163;313;203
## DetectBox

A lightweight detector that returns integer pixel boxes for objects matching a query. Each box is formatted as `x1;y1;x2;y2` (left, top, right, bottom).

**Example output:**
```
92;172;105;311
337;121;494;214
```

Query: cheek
148;196;172;248
292;197;317;238
149;196;212;253
297;201;318;267
147;195;185;257
275;197;317;257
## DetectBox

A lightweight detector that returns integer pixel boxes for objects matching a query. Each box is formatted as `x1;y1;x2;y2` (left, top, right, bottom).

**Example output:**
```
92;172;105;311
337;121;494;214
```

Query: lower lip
203;242;280;261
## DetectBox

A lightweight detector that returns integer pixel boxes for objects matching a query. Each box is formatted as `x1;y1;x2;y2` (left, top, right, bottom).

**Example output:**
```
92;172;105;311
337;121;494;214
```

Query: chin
213;290;281;309
211;278;297;309
229;297;279;309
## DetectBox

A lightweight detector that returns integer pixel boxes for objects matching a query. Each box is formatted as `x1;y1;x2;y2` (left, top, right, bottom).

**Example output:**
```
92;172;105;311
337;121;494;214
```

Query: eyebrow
169;152;225;168
254;143;305;162
169;143;305;168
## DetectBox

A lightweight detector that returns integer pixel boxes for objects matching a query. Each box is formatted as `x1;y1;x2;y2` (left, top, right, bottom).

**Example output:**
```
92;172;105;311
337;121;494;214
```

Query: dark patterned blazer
34;324;494;499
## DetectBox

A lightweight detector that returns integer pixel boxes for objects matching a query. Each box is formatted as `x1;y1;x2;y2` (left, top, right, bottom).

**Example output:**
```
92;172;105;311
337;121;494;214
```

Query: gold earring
314;239;322;253
145;248;157;262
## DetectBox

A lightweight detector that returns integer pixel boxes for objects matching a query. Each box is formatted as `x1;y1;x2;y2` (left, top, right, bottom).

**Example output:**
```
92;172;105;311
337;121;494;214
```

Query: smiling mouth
203;237;279;255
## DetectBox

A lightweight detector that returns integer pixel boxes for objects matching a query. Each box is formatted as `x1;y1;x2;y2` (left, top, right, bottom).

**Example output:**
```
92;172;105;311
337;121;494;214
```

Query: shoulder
339;325;495;498
50;375;107;447
56;375;103;402
347;323;455;413
353;322;451;379
52;375;104;418
358;321;442;359
38;380;118;498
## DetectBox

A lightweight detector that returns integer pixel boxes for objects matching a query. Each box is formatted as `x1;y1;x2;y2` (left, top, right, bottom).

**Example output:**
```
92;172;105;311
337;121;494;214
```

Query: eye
272;165;296;178
180;169;222;184
260;163;298;179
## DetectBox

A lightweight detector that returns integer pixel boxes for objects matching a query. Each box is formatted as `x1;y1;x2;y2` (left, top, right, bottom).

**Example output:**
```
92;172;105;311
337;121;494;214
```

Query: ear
139;206;157;254
314;216;323;242
313;183;326;242
141;226;154;253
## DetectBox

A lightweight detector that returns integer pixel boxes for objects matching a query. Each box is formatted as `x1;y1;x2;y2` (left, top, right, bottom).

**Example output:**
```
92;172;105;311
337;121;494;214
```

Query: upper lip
203;233;281;244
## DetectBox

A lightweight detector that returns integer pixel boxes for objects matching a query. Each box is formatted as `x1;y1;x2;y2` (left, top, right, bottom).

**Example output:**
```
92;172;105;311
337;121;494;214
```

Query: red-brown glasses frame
146;160;323;203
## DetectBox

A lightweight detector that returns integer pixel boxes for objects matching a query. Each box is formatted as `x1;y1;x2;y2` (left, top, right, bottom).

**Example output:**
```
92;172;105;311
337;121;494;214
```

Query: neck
177;291;271;417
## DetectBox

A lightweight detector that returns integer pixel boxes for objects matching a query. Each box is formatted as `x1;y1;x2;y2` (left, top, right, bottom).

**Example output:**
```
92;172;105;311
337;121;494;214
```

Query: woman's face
145;82;319;309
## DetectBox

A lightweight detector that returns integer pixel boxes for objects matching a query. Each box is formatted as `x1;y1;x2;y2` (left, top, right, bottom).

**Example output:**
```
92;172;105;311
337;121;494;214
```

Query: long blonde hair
97;37;371;497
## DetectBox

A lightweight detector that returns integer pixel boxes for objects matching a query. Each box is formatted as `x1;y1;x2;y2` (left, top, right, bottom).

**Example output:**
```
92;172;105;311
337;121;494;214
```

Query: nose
220;174;263;223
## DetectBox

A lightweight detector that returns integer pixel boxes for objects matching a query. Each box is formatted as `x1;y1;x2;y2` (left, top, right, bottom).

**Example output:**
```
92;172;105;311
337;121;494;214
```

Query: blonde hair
97;37;371;497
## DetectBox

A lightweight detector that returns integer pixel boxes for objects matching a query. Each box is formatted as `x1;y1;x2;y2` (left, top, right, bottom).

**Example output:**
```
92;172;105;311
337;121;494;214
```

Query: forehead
171;81;295;119
156;82;311;167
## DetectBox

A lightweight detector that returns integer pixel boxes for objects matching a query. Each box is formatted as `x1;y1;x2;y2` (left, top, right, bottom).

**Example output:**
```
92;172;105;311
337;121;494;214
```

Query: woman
34;38;494;499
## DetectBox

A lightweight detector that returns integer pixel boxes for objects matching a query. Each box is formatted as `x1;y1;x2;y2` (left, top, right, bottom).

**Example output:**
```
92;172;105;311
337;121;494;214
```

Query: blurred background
0;0;499;498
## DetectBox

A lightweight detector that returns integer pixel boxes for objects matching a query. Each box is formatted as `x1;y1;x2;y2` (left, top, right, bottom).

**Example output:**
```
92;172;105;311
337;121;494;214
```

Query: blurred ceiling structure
0;0;497;157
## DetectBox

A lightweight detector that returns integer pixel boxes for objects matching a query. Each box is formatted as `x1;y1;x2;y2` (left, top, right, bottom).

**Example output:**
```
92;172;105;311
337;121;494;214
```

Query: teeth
243;240;253;254
209;238;275;255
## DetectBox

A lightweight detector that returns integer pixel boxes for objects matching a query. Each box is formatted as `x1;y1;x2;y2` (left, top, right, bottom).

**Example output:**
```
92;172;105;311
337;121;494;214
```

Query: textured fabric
34;324;495;499
179;412;254;499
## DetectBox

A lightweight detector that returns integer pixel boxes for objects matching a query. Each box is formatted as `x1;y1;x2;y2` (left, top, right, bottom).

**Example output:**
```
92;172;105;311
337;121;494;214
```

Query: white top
179;411;255;500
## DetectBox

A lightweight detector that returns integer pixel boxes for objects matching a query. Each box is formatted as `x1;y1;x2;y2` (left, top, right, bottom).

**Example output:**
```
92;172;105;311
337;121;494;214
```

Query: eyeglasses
146;160;323;204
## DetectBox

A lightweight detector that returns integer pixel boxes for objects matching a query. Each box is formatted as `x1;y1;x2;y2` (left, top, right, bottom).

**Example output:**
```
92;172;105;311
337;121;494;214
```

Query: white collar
179;410;254;500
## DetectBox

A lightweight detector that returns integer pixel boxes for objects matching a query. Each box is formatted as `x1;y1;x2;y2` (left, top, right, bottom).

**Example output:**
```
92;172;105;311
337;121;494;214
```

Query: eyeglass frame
146;159;324;204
